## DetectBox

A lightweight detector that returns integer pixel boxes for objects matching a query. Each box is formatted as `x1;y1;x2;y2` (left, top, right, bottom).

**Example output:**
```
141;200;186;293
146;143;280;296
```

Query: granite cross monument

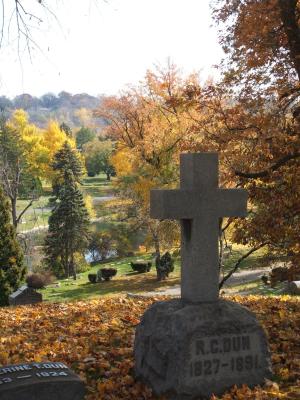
134;153;272;399
151;153;247;302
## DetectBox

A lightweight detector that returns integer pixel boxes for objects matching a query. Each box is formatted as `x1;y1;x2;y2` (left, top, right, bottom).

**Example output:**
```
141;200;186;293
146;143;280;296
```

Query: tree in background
208;0;300;271
76;126;96;150
60;122;72;138
0;186;26;306
0;110;74;227
0;115;40;227
95;64;197;258
44;142;90;279
83;139;115;179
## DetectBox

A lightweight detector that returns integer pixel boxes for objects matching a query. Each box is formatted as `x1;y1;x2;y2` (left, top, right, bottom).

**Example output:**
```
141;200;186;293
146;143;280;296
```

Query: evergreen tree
0;186;26;305
59;122;72;138
45;142;90;279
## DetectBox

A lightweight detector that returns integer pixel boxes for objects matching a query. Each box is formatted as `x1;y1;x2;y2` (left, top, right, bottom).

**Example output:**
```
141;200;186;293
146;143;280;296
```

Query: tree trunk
65;246;69;278
70;252;76;280
278;0;300;81
106;172;111;181
10;196;18;228
152;231;162;281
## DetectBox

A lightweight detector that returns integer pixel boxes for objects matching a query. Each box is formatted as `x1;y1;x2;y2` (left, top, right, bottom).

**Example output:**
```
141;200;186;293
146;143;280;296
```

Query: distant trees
0;186;26;306
44;142;90;279
0;96;12;111
83;139;115;179
0;110;73;226
14;94;40;110
0;115;37;227
76;127;96;150
60;122;72;137
40;93;59;109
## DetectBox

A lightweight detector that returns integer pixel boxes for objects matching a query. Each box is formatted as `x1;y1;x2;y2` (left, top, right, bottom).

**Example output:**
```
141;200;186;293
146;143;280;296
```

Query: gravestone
289;281;300;295
134;153;272;399
0;361;85;400
9;285;42;306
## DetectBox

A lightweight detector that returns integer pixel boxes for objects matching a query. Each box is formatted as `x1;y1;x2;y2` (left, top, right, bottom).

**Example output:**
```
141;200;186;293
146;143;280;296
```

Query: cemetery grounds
15;174;295;303
5;174;300;399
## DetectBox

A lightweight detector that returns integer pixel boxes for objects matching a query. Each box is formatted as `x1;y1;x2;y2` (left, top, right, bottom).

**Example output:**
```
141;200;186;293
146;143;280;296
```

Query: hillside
0;92;108;129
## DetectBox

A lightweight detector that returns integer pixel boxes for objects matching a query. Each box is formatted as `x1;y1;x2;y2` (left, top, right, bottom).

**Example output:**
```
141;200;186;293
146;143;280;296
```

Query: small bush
100;268;117;281
88;274;97;284
156;252;174;281
131;261;152;273
26;273;46;289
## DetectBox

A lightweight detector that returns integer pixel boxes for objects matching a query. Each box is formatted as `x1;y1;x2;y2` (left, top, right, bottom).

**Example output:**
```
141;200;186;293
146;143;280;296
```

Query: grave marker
151;153;247;302
0;361;85;400
134;153;272;399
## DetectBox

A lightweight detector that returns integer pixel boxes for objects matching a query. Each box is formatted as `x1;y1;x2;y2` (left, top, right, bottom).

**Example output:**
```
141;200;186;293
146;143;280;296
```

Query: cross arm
150;189;194;219
216;189;248;217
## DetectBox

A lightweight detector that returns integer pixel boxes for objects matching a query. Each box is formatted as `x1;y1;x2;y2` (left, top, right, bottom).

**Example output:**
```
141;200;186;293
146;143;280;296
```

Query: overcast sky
0;0;223;98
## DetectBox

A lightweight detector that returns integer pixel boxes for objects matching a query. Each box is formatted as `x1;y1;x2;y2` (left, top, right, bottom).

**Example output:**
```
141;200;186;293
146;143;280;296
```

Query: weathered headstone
9;285;42;306
134;153;272;399
288;281;300;295
0;361;85;400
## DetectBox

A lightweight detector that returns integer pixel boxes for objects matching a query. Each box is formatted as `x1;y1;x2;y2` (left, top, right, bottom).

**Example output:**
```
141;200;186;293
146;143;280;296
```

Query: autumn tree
95;64;201;258
44;142;90;279
0;110;74;227
206;0;300;273
0;115;40;227
0;185;26;306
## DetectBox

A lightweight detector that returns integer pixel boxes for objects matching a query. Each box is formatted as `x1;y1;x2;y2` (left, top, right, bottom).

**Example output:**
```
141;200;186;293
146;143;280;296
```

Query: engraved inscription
0;362;70;386
187;333;263;384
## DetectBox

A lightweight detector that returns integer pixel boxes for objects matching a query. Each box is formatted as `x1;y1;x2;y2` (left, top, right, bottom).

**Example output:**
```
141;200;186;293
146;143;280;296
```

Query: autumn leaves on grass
0;295;299;399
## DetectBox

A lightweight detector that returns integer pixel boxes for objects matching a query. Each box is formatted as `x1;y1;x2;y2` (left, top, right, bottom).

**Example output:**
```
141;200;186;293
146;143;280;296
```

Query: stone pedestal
134;299;272;400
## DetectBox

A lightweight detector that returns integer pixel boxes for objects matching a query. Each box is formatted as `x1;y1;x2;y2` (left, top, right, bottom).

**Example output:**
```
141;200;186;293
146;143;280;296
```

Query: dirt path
133;267;271;298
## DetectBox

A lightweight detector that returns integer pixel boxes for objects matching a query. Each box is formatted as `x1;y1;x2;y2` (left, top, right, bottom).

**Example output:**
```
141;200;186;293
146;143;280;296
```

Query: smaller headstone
9;286;42;306
288;281;300;295
0;361;85;400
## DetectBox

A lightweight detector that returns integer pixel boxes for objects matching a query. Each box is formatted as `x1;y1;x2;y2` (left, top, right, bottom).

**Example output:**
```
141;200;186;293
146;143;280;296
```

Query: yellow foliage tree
42;121;76;180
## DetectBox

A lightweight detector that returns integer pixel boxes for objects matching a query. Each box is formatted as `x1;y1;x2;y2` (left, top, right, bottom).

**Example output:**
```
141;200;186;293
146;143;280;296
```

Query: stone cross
150;153;247;302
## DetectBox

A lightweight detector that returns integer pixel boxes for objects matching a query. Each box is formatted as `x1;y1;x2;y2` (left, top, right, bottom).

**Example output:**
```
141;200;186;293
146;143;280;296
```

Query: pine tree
45;142;90;279
0;186;26;305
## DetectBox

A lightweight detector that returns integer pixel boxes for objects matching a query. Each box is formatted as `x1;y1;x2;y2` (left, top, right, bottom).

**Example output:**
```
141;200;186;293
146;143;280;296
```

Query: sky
0;0;223;98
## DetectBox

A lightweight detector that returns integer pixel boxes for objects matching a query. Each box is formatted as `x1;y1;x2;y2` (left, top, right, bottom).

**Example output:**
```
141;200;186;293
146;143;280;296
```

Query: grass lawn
81;175;115;198
40;245;273;303
16;196;51;232
16;174;115;232
40;254;181;302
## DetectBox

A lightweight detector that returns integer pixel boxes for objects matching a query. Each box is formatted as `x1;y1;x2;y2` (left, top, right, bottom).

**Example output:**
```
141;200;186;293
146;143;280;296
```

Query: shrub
26;273;46;289
100;268;117;281
156;252;174;281
131;261;152;273
88;274;97;284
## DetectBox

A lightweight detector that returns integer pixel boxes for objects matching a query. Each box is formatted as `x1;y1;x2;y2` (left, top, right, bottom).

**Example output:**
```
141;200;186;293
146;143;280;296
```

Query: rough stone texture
150;153;247;302
134;299;272;400
289;281;300;295
9;285;42;306
0;362;85;400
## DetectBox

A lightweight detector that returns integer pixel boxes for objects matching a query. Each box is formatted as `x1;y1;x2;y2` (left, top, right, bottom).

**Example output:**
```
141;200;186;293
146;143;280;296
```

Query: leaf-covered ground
0;295;299;399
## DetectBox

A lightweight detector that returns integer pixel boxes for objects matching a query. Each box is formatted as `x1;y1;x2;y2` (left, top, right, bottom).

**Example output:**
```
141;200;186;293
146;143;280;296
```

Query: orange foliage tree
203;0;300;273
94;64;204;257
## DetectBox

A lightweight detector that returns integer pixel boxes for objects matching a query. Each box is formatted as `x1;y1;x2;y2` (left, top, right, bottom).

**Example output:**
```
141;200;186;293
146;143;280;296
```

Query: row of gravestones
1;154;278;399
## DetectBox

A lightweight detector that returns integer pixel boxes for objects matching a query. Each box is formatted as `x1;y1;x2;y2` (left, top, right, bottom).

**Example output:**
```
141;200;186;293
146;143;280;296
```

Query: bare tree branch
234;152;300;178
219;242;268;289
